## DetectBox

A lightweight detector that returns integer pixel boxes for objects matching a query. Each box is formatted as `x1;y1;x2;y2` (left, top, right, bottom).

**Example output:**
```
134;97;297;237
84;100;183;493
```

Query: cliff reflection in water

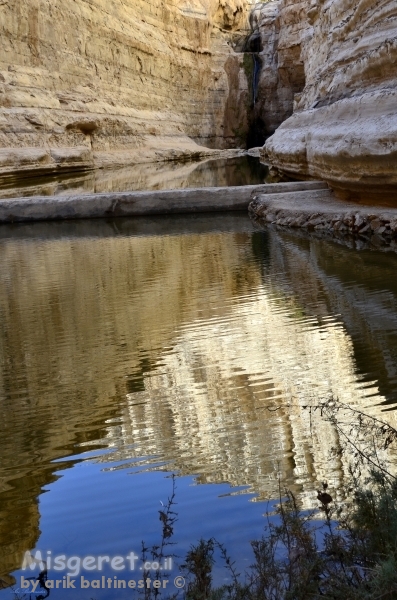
0;156;268;199
1;216;397;582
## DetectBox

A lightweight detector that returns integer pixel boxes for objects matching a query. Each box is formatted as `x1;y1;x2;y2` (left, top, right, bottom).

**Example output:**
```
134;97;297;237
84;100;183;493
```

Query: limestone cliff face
249;0;306;139
261;0;397;200
0;0;252;182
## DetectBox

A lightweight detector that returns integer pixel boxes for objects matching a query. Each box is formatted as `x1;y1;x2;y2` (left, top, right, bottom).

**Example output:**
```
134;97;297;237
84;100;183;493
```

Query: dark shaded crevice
244;32;262;53
239;28;266;148
246;116;266;149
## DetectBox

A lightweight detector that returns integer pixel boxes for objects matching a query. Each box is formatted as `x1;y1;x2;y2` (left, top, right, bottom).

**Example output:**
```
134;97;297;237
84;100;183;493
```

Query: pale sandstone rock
0;0;254;180
262;0;397;200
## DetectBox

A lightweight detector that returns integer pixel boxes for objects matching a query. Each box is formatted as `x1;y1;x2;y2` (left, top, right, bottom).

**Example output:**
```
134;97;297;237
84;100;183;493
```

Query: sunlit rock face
0;0;252;182
261;0;397;200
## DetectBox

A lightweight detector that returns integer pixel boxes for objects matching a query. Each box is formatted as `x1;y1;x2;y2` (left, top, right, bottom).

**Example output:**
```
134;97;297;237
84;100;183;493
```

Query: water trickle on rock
252;54;261;105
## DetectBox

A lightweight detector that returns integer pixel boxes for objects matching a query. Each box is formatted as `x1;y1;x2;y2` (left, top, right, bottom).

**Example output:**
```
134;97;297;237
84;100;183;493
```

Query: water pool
1;213;397;596
0;156;269;200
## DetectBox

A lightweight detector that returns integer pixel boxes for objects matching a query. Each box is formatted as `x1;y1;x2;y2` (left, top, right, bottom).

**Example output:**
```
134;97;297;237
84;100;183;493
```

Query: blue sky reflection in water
1;213;397;596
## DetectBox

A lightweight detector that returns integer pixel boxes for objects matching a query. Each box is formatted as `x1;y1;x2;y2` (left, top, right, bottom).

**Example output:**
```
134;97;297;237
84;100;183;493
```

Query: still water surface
0;156;269;199
1;214;397;595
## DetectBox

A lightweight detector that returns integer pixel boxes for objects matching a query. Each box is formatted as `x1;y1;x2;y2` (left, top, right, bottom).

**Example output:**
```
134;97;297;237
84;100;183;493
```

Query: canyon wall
260;0;397;200
249;0;306;141
0;0;253;182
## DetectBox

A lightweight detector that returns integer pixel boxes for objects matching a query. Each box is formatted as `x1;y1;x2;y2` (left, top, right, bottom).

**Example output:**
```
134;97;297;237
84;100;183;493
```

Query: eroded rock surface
249;188;397;250
0;0;253;181
261;0;397;200
249;0;306;139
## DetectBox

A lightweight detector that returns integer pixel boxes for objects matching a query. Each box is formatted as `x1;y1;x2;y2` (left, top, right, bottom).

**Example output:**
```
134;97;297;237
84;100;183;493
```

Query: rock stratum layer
0;0;253;182
258;0;397;200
